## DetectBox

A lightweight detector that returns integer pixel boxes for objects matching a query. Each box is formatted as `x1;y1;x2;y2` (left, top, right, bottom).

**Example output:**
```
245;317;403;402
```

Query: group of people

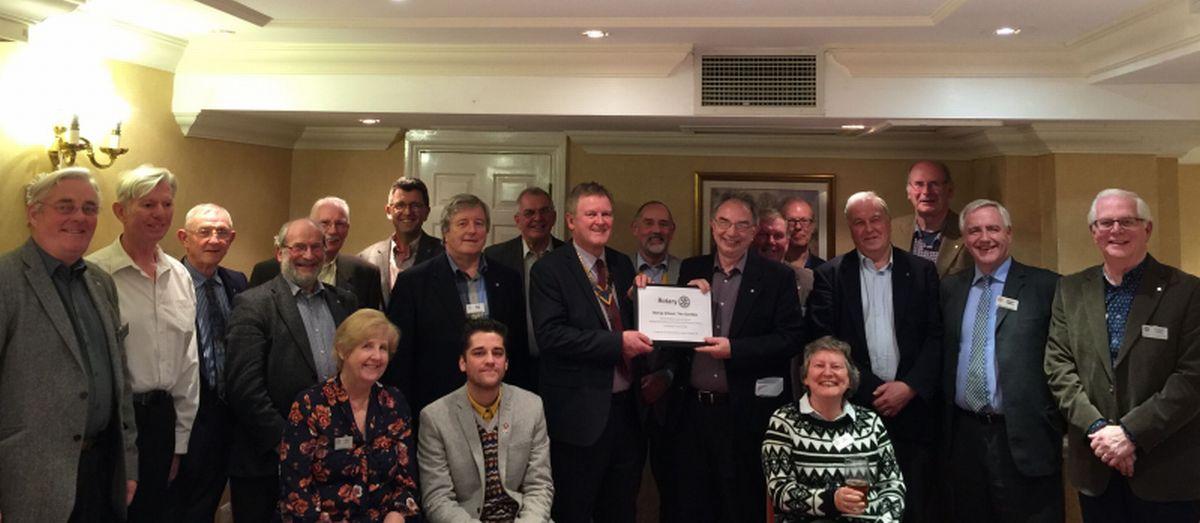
0;158;1196;523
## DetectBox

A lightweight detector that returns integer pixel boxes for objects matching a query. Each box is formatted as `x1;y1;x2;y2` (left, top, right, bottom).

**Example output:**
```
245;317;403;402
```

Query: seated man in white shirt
418;318;554;523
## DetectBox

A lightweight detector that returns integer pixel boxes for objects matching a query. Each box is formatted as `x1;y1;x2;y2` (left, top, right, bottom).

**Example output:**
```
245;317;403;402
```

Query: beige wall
1179;163;1200;275
290;146;407;257
0;55;293;275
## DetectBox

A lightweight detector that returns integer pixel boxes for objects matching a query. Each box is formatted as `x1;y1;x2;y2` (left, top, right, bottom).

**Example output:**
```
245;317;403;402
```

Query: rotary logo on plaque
678;295;691;309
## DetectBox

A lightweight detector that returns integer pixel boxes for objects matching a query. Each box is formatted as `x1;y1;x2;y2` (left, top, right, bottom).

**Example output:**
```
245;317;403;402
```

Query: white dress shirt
89;238;199;453
858;250;900;382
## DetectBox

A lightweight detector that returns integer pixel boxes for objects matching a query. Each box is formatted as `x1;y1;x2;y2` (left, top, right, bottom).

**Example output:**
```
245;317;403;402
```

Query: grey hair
758;207;783;223
518;187;553;208
1087;188;1153;225
184;203;233;229
713;191;757;218
116;164;177;203
440;193;491;234
801;336;861;400
311;196;350;221
844;191;889;218
959;199;1012;230
274;218;323;248
25;167;100;207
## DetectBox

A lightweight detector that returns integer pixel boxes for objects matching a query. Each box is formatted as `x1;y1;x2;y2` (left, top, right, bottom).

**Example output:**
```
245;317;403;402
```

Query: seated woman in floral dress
762;336;906;522
280;309;421;522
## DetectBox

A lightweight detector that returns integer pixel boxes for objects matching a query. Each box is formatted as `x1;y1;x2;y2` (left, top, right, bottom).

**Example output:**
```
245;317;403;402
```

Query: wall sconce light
48;115;129;169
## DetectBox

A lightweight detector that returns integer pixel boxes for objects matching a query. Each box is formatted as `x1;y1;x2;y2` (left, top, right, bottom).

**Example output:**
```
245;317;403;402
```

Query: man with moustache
164;203;247;522
892;160;972;278
89;165;199;523
225;219;357;522
418;318;554;522
529;182;653;522
485;186;563;391
781;196;825;270
941;200;1064;523
1045;189;1200;522
387;194;527;416
250;196;382;310
626;199;682;522
360;177;444;307
672;193;805;523
807;191;942;523
0;168;138;522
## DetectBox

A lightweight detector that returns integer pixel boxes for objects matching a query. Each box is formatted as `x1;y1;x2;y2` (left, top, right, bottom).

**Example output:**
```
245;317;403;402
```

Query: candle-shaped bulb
107;122;122;149
67;115;80;145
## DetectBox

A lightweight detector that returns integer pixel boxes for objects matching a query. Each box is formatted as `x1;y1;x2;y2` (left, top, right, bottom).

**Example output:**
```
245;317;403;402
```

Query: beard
282;257;319;290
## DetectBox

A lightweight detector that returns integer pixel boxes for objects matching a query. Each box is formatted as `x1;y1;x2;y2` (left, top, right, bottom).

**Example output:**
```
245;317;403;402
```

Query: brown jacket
892;210;972;278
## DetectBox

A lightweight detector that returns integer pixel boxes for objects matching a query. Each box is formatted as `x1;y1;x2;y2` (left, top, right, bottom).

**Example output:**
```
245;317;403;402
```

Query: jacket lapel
453;389;486;487
496;384;513;481
839;253;868;348
890;249;912;336
729;253;763;337
1081;268;1116;383
21;245;86;371
432;259;468;324
1115;257;1167;368
995;262;1025;332
566;244;609;328
272;277;319;377
943;271;970;376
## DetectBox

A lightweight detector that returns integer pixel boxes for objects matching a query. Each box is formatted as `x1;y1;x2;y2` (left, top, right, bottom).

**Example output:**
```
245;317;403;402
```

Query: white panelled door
413;151;554;245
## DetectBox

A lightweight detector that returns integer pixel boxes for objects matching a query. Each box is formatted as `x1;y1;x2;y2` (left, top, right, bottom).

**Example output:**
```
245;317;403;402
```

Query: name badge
996;296;1019;311
465;302;487;318
334;435;354;451
1142;325;1169;340
833;434;854;451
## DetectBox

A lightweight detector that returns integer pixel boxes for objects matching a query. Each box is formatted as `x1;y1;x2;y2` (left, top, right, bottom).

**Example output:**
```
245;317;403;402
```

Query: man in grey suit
941;199;1063;522
1045;189;1200;522
225;218;358;522
359;177;444;307
418;317;553;522
0;167;138;522
250;196;383;310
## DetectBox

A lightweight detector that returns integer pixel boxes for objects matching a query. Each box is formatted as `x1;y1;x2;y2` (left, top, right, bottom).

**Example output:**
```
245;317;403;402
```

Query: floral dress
279;378;421;522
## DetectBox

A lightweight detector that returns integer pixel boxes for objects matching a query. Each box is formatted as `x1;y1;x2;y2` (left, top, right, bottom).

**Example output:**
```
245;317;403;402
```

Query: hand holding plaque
636;285;713;347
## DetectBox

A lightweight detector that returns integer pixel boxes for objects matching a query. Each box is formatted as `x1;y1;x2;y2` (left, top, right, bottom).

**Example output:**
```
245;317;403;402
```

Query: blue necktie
964;275;993;412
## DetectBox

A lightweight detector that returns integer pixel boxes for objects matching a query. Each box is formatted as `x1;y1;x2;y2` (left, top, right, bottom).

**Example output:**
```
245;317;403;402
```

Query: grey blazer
357;232;444;308
418;384;553;523
0;240;138;521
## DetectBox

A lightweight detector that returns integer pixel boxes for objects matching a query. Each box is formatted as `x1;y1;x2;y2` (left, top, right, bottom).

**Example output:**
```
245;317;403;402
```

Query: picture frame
694;172;836;258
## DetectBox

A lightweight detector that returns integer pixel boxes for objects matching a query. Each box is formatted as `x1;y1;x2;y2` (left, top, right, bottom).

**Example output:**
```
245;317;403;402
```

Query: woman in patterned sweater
762;336;905;522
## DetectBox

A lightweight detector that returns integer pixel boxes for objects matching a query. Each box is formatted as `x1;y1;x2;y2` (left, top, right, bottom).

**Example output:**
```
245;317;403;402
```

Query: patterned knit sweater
762;399;905;522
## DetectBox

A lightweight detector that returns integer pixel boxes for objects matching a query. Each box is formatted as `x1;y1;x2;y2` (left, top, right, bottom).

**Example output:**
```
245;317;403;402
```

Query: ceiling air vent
695;51;823;116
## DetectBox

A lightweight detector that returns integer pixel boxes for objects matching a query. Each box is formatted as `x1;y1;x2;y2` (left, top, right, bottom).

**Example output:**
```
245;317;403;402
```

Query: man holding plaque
672;192;805;523
529;182;653;523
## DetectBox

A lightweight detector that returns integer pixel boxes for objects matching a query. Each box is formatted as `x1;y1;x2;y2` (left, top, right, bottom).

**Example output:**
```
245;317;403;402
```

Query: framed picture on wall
694;172;836;258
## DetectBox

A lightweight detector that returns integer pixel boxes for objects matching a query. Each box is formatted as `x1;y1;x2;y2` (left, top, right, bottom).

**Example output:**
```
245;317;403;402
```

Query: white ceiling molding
176;42;693;77
180;110;302;149
829;47;1079;78
1181;146;1200;164
1020;122;1200;157
1070;0;1200;83
270;16;938;31
294;126;402;150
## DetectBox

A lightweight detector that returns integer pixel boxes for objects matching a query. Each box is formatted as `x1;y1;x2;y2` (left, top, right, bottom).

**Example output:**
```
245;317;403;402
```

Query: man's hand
695;337;732;360
126;480;138;506
872;381;915;417
622;331;653;361
628;273;653;300
168;454;182;483
687;278;711;294
1090;425;1136;473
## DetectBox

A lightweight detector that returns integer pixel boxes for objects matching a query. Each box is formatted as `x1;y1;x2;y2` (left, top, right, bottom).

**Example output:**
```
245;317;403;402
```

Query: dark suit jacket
807;247;943;442
215;265;249;300
672;252;805;436
249;253;382;310
530;242;637;447
483;235;565;282
224;275;356;478
384;254;529;412
1044;255;1200;500
942;259;1063;477
0;241;139;522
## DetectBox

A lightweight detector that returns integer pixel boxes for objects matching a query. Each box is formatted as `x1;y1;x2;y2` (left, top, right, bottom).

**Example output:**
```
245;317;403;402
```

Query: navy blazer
941;259;1063;477
530;242;637;447
384;254;528;413
807;247;943;442
672;251;806;437
225;275;357;478
483;235;565;285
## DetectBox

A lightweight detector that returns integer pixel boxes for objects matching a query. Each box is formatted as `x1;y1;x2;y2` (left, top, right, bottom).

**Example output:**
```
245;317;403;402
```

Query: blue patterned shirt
1103;258;1148;367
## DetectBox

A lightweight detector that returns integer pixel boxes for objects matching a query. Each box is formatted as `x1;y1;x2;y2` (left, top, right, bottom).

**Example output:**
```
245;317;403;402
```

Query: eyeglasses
786;217;815;229
190;227;233;240
44;201;100;217
1091;217;1146;230
520;207;555;219
713;218;754;233
283;243;325;255
389;202;427;212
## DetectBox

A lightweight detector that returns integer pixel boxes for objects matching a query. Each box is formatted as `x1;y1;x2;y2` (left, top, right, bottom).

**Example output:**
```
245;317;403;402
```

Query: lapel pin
1156;286;1163;292
749;288;756;293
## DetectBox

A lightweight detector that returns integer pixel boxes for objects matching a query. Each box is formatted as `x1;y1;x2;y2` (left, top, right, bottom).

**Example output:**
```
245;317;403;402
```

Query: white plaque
637;285;713;346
